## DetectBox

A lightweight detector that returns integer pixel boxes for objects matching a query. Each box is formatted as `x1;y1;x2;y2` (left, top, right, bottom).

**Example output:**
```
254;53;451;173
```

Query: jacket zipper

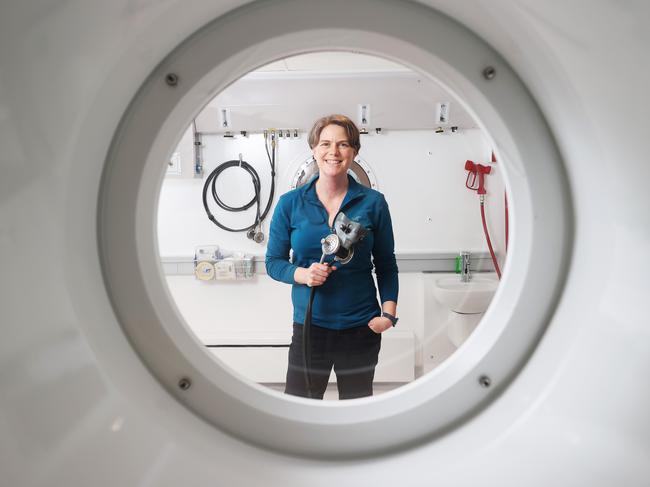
306;187;364;231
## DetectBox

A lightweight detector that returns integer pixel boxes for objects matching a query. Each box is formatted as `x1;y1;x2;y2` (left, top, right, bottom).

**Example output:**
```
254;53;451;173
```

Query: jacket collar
301;174;365;208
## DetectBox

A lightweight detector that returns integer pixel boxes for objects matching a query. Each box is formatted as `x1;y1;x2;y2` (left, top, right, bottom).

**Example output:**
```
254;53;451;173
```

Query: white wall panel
158;129;505;257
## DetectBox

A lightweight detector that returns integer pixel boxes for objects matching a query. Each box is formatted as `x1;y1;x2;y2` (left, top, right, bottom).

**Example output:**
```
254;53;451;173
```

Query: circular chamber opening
99;0;571;458
158;50;504;399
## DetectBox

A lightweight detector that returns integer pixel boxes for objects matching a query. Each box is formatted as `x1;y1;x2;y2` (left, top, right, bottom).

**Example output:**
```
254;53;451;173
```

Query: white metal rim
99;0;571;458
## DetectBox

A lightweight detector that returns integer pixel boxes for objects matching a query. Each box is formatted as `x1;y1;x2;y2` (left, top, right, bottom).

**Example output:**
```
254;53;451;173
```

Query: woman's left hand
368;316;393;334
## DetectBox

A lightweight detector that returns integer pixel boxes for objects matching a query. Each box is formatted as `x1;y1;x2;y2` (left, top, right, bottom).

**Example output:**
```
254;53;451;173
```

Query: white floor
262;382;405;400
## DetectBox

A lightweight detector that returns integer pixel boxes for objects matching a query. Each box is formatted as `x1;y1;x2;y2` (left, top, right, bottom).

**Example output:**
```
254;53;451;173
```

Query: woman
265;114;398;400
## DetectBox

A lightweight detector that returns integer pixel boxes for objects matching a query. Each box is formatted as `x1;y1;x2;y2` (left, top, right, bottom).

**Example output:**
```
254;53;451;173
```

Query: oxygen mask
320;212;368;265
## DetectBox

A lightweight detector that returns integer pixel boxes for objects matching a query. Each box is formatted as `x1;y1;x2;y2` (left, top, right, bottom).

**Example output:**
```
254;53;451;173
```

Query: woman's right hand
294;263;336;287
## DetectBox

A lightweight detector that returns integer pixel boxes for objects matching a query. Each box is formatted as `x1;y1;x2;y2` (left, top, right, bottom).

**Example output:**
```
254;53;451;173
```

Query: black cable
302;261;331;399
303;286;317;399
202;134;276;232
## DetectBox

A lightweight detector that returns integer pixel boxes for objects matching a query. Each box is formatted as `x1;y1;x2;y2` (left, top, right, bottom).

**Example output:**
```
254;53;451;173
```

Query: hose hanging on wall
202;132;276;242
465;159;502;279
480;195;502;279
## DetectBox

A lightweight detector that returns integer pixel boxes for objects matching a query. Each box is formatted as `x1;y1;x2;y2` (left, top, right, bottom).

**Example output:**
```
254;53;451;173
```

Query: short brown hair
308;114;361;154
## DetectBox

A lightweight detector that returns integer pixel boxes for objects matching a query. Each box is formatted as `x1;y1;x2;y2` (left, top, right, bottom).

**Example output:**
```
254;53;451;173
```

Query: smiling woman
310;118;358;180
265;113;399;400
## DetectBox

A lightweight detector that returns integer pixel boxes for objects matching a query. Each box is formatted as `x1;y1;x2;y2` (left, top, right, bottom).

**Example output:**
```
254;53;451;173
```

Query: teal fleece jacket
265;175;398;330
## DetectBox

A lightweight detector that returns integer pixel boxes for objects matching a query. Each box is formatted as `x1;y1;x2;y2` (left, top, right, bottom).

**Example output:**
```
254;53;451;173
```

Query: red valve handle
465;160;491;194
476;163;491;195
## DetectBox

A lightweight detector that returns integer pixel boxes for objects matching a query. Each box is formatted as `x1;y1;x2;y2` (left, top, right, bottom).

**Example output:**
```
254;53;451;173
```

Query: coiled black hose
202;135;276;232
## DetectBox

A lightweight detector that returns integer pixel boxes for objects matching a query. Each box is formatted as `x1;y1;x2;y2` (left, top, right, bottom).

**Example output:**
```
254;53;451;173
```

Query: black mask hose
302;255;328;399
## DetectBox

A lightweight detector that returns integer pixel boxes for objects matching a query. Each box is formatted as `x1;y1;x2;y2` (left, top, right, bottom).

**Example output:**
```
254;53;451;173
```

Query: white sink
433;275;498;314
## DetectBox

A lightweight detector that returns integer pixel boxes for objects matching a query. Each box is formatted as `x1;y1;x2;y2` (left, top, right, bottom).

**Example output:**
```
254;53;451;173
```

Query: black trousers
285;322;382;400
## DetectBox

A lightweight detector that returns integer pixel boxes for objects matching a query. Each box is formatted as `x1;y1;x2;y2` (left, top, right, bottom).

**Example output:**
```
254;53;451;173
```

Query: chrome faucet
460;251;471;282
